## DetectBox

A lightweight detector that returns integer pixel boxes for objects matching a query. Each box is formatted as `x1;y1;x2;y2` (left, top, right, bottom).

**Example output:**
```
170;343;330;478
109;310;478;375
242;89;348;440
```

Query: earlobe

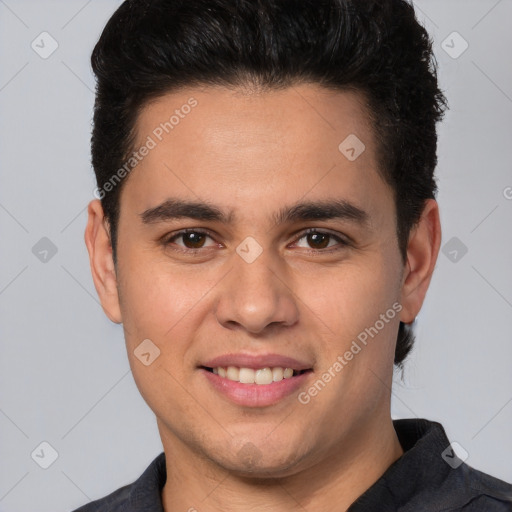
84;199;123;324
399;199;442;324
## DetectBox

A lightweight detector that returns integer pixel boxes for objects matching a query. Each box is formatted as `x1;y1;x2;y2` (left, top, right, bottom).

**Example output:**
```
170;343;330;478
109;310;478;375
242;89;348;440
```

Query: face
87;84;436;477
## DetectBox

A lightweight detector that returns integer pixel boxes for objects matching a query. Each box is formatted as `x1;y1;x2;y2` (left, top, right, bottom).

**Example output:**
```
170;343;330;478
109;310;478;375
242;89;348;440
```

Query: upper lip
201;353;313;371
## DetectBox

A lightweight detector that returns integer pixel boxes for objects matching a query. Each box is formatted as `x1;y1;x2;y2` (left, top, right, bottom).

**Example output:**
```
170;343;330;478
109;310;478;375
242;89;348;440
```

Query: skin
85;84;441;512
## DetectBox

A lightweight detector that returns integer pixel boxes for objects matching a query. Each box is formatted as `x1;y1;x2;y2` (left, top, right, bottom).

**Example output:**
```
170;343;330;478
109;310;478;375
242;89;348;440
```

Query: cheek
294;250;402;382
304;260;399;333
116;250;201;352
116;256;205;415
294;260;401;420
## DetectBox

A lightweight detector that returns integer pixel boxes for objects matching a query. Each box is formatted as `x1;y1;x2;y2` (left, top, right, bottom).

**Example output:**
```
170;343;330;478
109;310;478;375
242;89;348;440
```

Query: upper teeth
212;366;294;384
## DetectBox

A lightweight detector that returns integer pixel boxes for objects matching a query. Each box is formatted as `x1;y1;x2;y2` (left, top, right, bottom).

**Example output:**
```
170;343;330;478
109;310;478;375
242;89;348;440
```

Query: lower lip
200;368;312;407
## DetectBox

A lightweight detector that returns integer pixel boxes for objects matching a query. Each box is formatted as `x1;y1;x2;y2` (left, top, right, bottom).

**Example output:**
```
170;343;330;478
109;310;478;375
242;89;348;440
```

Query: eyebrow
140;197;370;228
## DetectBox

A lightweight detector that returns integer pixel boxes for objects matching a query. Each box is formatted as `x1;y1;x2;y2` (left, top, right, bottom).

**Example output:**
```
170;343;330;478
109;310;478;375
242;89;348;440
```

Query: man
76;0;512;510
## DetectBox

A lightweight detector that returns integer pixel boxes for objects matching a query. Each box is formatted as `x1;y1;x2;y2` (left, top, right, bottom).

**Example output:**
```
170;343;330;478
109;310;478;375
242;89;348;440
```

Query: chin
212;442;308;479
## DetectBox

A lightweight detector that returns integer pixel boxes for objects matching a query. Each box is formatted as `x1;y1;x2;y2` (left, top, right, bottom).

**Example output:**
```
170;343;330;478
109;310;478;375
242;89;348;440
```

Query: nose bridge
214;241;299;333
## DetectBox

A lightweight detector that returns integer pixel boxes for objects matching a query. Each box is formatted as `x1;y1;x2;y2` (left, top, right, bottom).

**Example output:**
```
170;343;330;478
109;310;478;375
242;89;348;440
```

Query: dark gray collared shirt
71;418;512;511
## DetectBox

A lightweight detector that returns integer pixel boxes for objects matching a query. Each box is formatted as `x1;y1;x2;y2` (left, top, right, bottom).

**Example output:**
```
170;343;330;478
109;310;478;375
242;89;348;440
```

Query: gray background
0;1;511;511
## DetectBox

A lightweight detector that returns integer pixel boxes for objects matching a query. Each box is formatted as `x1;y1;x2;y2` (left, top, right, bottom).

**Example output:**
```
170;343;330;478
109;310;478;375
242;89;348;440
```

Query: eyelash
162;228;350;255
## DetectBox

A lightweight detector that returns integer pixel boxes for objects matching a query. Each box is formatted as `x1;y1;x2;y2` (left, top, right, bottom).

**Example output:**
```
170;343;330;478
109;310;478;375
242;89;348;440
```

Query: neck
160;415;404;512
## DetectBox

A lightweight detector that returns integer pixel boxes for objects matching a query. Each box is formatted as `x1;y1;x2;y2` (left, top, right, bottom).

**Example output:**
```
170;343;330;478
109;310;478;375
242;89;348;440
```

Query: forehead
121;84;392;226
135;83;374;153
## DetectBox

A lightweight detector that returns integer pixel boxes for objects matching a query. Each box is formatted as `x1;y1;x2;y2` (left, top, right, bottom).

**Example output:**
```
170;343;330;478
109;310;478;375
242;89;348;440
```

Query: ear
84;199;122;323
400;199;441;323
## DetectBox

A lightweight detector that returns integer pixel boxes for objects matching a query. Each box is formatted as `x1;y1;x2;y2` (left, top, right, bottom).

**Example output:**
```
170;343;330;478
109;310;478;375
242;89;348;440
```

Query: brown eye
164;230;216;250
294;229;347;251
306;232;331;249
180;232;206;249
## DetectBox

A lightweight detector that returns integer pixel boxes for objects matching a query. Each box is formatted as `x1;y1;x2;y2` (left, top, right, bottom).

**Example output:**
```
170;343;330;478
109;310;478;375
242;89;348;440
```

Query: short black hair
90;0;447;367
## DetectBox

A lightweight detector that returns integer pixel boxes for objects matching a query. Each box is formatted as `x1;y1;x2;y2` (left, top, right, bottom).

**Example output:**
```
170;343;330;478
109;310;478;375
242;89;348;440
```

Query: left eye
293;230;346;250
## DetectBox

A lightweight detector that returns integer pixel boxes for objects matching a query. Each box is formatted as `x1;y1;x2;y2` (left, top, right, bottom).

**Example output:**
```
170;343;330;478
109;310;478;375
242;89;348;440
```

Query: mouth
198;353;314;406
200;366;312;385
199;362;314;407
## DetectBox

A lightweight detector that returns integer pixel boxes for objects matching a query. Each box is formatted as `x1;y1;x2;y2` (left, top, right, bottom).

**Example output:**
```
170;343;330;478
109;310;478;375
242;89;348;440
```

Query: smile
202;366;310;385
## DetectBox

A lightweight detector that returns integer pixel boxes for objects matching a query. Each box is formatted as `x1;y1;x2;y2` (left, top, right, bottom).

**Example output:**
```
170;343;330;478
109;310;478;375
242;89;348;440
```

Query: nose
214;244;299;335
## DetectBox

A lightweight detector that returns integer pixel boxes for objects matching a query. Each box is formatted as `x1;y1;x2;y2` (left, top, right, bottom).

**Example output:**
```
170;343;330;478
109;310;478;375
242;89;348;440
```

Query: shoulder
404;454;512;511
69;452;166;512
70;484;131;512
450;462;512;511
390;419;512;511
